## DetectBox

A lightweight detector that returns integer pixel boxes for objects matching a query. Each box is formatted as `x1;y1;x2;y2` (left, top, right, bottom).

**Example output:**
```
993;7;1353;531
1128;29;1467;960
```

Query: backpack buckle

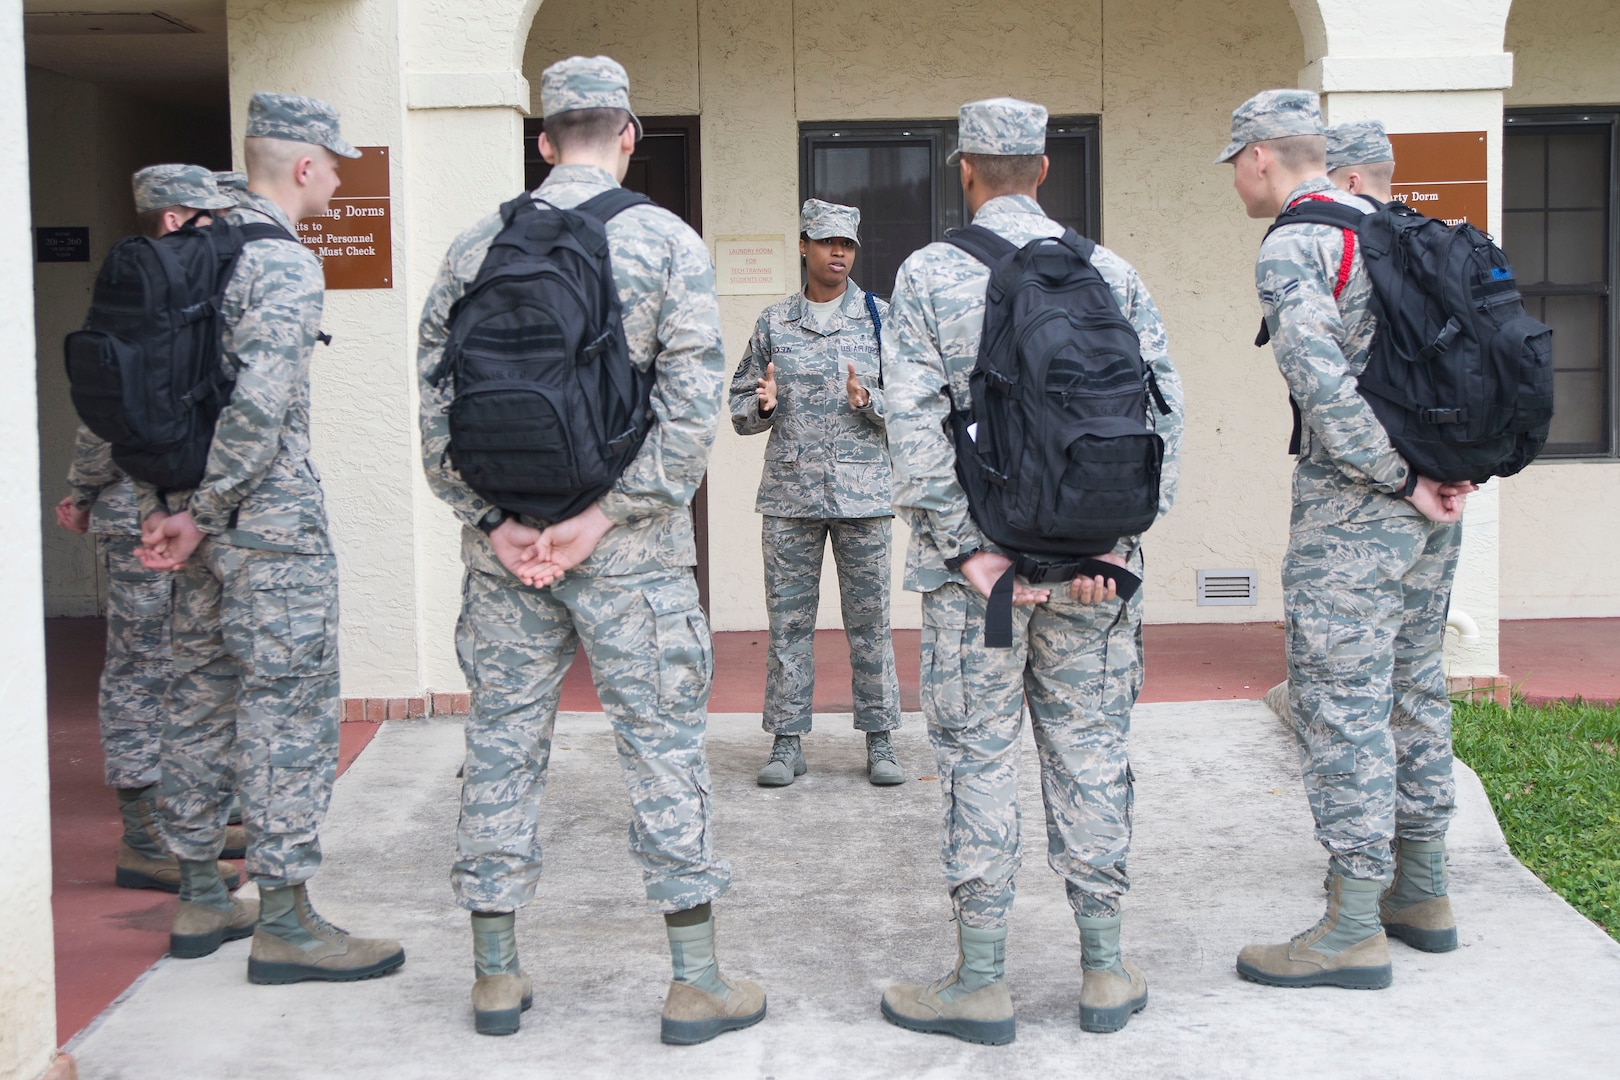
1420;407;1466;425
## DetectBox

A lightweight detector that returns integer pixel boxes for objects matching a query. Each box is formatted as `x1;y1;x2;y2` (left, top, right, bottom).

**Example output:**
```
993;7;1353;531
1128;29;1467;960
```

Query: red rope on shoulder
1290;193;1355;299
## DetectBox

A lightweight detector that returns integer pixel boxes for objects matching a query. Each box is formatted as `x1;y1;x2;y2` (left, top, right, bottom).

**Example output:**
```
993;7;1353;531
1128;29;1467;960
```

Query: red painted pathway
45;615;1619;1043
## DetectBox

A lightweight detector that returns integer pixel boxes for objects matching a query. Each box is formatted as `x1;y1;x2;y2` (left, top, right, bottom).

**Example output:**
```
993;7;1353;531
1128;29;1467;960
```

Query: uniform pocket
106;571;173;658
921;597;969;730
247;556;339;679
645;577;712;710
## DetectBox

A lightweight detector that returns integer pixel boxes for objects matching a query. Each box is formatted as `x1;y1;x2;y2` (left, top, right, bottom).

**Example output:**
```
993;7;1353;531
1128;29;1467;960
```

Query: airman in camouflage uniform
136;95;404;979
417;56;764;1042
1220;90;1468;992
879;98;1184;1044
730;198;904;788
57;165;244;894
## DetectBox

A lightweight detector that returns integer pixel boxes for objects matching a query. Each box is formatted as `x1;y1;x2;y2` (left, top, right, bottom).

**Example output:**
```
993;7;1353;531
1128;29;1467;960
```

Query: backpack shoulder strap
944;224;1018;267
863;288;884;388
1061;228;1097;262
576;188;654;224
237;222;298;244
1263;196;1367;238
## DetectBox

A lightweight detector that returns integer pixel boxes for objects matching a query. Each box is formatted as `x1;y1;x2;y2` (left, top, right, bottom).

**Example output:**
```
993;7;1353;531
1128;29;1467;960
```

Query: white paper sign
715;235;788;295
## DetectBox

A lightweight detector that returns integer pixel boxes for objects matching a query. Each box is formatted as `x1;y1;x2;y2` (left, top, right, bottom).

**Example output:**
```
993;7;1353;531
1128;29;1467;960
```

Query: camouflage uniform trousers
157;538;340;888
1283;512;1461;884
452;565;731;915
96;534;174;789
761;514;901;735
921;552;1146;928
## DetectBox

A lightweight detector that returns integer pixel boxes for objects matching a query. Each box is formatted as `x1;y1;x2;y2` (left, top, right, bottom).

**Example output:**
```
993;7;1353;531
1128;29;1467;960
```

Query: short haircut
1330;159;1395;188
962;153;1044;193
543;107;631;154
1260;134;1327;171
244;135;318;181
135;208;170;239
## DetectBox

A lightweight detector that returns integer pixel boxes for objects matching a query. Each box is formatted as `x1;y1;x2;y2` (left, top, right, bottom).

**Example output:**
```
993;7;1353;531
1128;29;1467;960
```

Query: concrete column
226;0;424;698
402;1;539;691
0;4;58;1080
1297;0;1514;688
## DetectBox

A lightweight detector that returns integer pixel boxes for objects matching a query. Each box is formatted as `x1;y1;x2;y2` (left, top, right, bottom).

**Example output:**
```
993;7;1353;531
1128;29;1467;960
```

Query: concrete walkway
68;701;1620;1078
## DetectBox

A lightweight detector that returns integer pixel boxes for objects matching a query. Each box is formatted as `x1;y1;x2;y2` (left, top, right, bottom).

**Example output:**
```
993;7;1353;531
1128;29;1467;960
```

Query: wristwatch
944;547;982;572
476;508;506;534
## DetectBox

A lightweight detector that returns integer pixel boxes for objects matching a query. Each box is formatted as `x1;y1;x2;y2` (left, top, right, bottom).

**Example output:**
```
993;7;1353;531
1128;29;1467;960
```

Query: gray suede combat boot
866;731;906;786
660;903;767;1045
169;859;258;959
881;923;1016;1045
1237;874;1393;989
247;883;405;984
470;912;532;1036
1075;913;1148;1033
1381;838;1457;953
114;785;242;892
756;735;806;787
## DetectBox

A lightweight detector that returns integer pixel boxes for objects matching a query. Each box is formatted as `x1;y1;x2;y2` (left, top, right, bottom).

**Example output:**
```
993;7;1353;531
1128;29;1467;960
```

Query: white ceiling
23;2;228;113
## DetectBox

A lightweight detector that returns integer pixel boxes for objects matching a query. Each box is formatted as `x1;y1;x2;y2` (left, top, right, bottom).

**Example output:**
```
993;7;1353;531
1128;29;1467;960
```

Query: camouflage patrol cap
800;199;860;244
131;164;236;214
213;170;248;192
246;92;360;159
540;55;643;141
1326;120;1394;170
947;97;1048;165
1215;89;1324;163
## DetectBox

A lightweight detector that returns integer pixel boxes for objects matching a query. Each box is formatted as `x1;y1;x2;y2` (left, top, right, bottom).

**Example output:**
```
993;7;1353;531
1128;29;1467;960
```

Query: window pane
1549;370;1609;450
1544;294;1605;373
1547;209;1606;284
1548;132;1608;208
1500;210;1546;284
1039;136;1091;237
1503;134;1545;210
810;141;933;298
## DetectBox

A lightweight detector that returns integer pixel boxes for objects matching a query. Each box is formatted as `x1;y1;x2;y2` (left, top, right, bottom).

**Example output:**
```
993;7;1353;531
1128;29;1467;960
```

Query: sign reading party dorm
1388;131;1487;228
297;145;392;290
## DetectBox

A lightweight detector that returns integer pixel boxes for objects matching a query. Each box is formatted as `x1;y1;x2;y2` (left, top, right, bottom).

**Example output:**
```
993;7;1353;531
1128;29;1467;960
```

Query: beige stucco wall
526;0;1309;633
3;10;57;1080
1498;0;1620;619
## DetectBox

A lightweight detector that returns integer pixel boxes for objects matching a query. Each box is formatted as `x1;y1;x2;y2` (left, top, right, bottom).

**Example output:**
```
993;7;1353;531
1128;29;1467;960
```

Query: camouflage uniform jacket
66;424;140;536
729;281;893;519
135;191;332;554
417;164;725;579
885;194;1185;593
1258;176;1417;527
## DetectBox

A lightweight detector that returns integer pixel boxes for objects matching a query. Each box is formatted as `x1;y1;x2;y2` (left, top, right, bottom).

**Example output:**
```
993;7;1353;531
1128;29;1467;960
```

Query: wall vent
1196;569;1258;607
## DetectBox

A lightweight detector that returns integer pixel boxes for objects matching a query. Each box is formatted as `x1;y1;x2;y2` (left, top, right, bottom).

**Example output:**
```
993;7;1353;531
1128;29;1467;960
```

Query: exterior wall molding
1301;53;1514;94
406;70;530;111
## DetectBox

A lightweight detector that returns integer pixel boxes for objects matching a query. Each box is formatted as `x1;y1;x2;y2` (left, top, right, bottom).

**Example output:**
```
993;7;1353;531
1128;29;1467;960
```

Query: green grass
1451;697;1620;941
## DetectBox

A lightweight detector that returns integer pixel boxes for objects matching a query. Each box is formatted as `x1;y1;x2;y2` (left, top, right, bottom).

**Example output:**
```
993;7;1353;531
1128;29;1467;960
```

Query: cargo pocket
921;598;969;730
247;557;339;680
646;578;712;710
107;571;173;659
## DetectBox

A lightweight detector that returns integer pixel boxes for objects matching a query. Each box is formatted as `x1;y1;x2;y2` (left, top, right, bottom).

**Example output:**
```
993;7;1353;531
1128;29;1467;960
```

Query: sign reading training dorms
715;235;788;295
1388;131;1488;228
296;145;392;290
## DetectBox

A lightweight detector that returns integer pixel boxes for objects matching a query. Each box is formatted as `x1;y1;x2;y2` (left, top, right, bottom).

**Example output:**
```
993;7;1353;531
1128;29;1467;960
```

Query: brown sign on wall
296;145;392;289
1388;131;1488;228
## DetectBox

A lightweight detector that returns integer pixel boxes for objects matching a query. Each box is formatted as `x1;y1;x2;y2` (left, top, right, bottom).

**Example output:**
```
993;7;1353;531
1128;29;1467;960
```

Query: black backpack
64;219;295;489
945;225;1171;643
1261;196;1554;483
432;188;655;524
